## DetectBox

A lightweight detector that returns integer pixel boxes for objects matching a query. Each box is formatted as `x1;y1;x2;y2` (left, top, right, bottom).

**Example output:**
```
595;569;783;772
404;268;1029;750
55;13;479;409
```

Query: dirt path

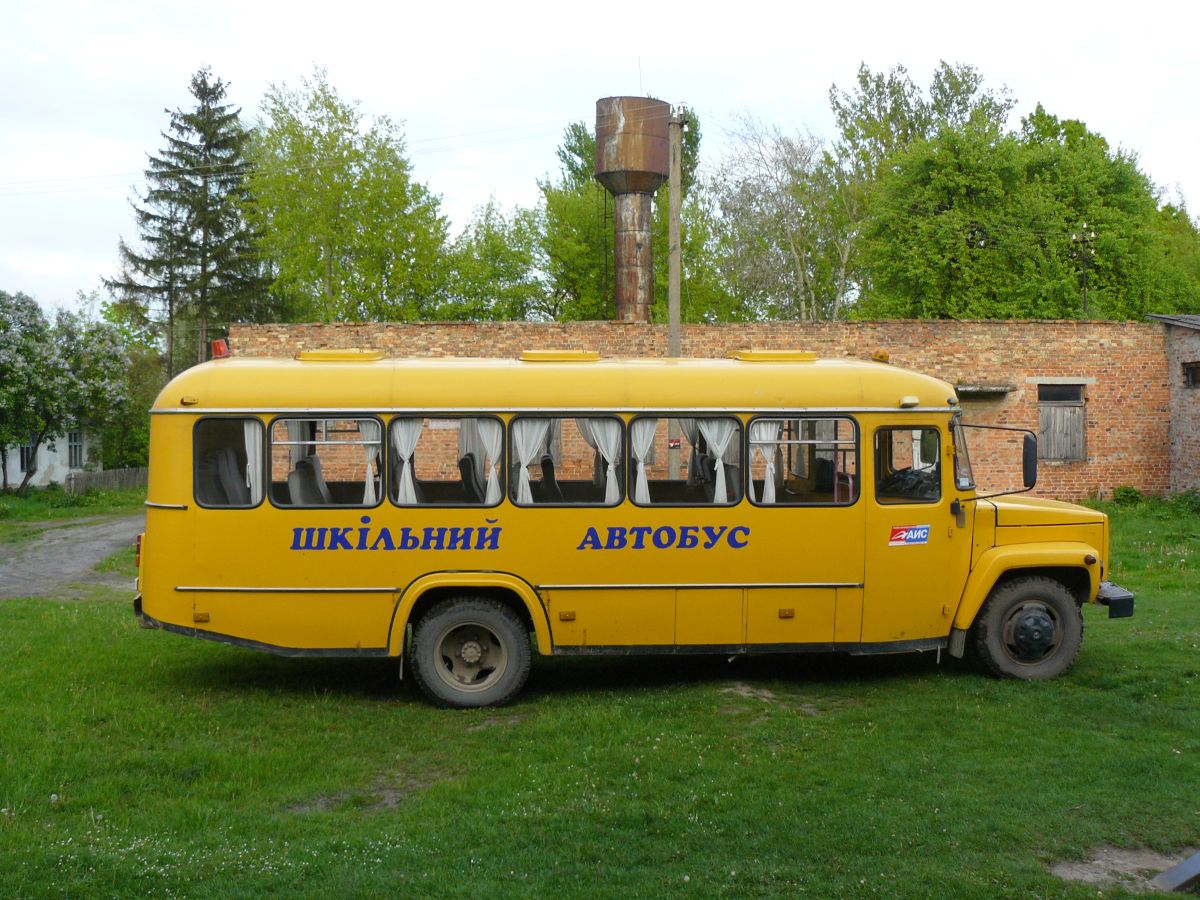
0;513;145;598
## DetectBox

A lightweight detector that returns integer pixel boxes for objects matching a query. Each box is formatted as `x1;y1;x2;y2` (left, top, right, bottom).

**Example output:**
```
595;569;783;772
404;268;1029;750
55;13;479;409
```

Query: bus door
743;416;865;648
862;425;972;645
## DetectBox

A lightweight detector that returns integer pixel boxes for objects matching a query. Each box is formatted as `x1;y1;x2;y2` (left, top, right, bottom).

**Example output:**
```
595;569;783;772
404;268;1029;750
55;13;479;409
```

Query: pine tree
107;67;267;374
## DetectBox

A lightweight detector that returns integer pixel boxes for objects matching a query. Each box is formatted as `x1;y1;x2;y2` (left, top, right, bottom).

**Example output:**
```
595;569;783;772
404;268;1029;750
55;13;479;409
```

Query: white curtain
391;419;423;505
359;420;381;505
749;419;781;504
512;419;550;504
575;418;605;487
698;418;737;504
630;418;658;504
547;417;563;466
285;419;309;466
476;418;503;505
242;420;262;504
677;417;701;485
456;418;483;484
578;417;622;504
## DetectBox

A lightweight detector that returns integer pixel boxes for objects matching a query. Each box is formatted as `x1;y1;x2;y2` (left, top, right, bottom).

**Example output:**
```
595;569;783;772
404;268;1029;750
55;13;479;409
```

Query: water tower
594;96;670;322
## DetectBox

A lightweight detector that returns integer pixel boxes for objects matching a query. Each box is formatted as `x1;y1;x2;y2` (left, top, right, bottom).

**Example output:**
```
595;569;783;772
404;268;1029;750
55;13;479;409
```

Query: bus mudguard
952;541;1103;632
387;571;552;657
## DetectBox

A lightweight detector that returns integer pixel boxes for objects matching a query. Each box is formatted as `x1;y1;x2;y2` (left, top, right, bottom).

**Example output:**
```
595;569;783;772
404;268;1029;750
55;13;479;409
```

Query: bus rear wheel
972;576;1083;680
410;597;531;708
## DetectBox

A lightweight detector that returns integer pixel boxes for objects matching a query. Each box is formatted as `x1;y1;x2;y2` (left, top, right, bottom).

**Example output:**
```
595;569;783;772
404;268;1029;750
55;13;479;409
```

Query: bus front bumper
1097;581;1135;618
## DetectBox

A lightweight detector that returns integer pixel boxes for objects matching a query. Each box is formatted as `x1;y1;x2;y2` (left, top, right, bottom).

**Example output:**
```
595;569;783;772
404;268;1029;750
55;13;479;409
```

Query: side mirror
1023;433;1038;489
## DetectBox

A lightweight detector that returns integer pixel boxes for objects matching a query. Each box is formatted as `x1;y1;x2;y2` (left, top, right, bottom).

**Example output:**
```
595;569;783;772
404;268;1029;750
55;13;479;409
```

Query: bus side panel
141;415;195;630
676;588;743;645
746;587;836;645
192;507;397;652
544;588;674;647
193;591;393;652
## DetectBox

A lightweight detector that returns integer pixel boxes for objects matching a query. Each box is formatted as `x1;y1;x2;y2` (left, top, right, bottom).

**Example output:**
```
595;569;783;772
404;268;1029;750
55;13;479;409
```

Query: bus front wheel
410;597;531;708
972;576;1083;680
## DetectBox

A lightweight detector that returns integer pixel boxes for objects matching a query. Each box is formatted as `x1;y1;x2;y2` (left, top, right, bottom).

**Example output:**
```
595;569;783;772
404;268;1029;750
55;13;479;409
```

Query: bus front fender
388;571;552;657
953;542;1102;632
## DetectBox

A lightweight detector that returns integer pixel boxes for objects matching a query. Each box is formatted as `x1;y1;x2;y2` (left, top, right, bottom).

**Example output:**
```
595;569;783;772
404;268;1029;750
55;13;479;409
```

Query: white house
1;429;95;488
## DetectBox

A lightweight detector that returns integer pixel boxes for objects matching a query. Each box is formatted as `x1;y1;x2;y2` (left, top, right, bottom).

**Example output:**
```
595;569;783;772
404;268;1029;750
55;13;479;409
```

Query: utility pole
1071;224;1096;317
667;109;683;478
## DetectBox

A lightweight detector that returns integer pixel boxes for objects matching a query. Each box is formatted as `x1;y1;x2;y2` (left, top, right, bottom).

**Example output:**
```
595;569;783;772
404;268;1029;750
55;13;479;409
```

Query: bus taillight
134;534;142;569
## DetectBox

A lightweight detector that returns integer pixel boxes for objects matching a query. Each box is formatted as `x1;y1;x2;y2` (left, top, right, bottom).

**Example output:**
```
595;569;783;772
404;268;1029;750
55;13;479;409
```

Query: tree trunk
166;275;176;380
198;185;210;365
1;448;9;491
16;432;46;494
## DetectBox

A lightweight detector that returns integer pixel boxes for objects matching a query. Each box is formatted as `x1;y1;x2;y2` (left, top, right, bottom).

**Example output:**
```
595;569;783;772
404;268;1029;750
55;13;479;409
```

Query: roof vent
297;349;384;362
726;350;817;362
519;350;601;362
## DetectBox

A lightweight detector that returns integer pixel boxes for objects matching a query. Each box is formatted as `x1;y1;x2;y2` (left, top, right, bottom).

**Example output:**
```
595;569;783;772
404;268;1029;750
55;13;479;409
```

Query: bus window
875;427;941;503
390;416;504;506
194;418;264;508
750;417;858;505
509;416;624;505
629;416;742;506
270;417;382;507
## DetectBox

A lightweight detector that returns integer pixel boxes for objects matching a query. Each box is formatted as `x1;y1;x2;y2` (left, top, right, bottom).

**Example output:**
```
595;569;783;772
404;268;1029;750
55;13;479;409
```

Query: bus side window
390;416;504;507
875;427;941;503
270;417;382;507
510;416;624;506
629;416;742;506
749;417;858;506
194;417;264;508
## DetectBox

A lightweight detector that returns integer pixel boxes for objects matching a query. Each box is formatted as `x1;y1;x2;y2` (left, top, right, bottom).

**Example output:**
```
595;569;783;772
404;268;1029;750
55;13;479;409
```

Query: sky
2;0;1197;312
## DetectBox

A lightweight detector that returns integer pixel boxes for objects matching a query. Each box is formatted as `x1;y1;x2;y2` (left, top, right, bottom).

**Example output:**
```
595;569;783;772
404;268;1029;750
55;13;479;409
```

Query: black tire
972;576;1083;680
409;597;531;708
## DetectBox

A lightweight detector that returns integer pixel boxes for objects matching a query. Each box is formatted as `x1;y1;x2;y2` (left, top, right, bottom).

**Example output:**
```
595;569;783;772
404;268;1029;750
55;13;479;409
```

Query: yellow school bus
135;348;1134;707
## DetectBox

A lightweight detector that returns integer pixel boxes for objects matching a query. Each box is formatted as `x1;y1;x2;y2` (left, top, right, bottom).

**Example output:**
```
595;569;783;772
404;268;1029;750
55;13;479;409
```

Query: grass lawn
0;486;145;545
0;499;1196;897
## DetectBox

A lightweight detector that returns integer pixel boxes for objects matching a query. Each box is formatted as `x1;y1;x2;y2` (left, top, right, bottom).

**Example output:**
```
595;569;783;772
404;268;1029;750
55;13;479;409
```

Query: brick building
1148;315;1200;493
230;319;1198;502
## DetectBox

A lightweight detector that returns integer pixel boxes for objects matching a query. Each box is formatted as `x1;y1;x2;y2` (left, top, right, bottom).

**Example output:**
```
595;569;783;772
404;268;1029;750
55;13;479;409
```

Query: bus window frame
746;414;860;509
192;415;267;511
627;412;745;509
873;425;943;506
507;412;627;509
266;413;386;511
386;413;507;509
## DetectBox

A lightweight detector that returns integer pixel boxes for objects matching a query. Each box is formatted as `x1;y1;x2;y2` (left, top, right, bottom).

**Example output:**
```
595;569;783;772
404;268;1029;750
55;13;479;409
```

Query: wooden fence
64;467;148;494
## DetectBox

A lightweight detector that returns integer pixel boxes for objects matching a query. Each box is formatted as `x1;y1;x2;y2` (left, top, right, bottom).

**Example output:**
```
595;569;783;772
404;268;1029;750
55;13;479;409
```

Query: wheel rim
432;620;509;694
1000;601;1062;664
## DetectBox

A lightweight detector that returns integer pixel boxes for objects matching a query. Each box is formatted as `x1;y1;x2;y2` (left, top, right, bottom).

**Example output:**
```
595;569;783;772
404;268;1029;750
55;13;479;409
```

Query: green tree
855;122;1068;318
95;293;167;469
441;200;545;320
855;103;1200;319
536;123;612;320
1149;202;1200;312
0;291;127;492
710;116;833;320
107;67;268;373
246;69;450;321
827;61;1015;310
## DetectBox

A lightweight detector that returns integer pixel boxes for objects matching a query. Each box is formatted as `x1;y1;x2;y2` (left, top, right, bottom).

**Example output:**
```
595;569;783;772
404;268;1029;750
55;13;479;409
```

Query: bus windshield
951;415;975;491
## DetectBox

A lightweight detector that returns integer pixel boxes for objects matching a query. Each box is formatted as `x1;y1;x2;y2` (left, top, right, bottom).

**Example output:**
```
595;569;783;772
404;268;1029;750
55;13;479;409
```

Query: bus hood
990;496;1106;528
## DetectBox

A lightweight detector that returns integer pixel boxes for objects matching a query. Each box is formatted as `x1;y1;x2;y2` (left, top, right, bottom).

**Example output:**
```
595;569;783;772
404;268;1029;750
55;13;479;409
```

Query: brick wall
1164;325;1200;493
230;320;1172;501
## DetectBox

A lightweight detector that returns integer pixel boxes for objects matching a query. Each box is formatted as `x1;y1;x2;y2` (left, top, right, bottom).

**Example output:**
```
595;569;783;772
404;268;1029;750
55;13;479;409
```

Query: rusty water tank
595;97;670;322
